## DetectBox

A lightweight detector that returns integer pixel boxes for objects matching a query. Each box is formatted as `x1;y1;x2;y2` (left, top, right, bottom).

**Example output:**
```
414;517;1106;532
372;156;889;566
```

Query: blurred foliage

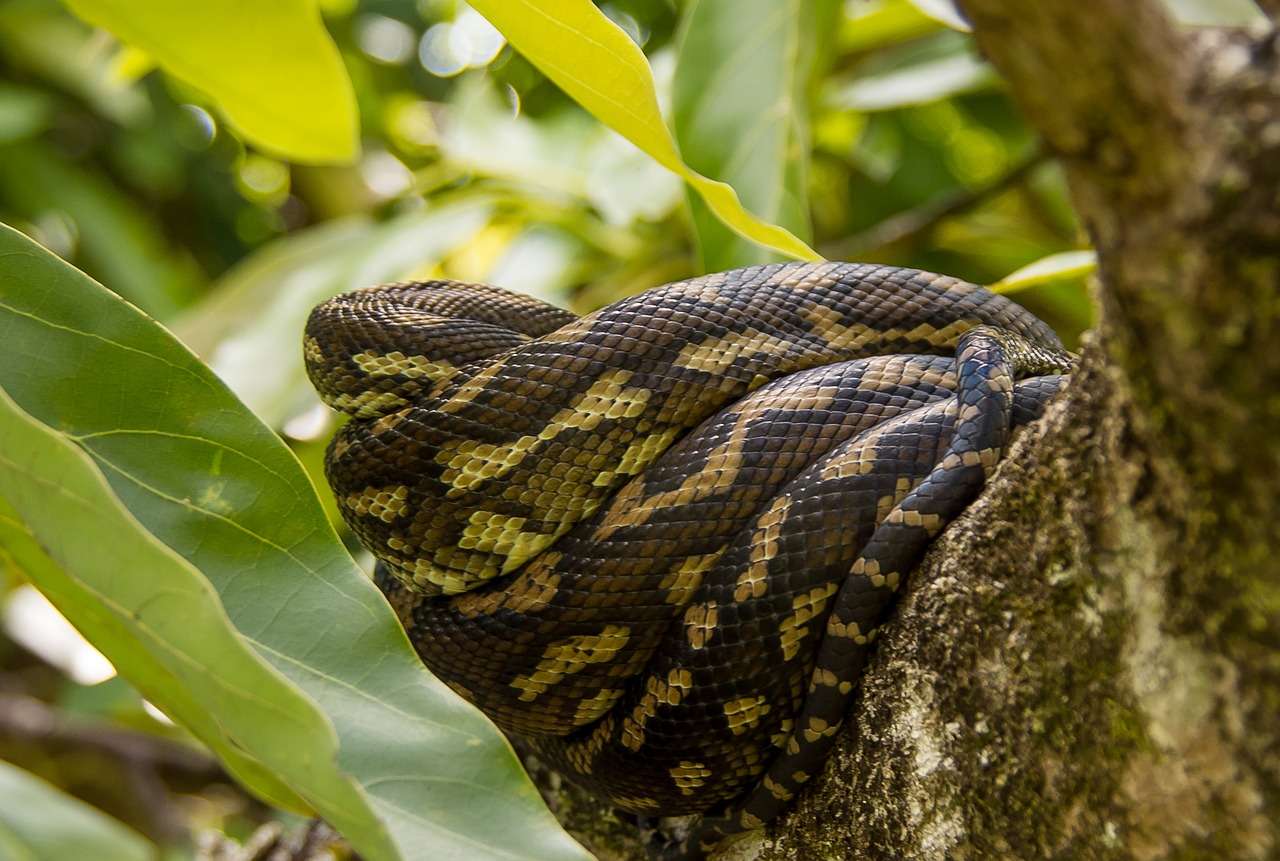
0;0;1124;857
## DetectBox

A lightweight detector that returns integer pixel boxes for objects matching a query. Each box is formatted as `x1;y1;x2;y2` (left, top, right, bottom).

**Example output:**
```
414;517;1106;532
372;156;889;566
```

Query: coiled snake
305;262;1073;858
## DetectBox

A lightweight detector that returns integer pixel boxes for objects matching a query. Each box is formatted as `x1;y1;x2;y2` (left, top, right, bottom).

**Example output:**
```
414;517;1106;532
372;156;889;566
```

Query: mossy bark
746;3;1280;858
541;3;1280;858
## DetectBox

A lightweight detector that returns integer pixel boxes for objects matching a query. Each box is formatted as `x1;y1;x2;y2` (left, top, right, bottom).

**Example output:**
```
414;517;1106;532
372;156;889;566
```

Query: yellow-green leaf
467;0;821;262
59;0;358;163
991;249;1097;293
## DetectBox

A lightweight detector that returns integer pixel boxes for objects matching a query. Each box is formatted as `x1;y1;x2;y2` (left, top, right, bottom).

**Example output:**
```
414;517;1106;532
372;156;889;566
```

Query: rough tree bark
541;3;1280;859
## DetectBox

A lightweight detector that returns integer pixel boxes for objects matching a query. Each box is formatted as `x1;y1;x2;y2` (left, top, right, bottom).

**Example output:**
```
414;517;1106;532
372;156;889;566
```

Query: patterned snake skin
305;262;1074;858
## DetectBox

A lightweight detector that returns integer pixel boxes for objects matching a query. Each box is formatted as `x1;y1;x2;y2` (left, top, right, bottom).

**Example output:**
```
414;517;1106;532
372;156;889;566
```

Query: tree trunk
544;3;1280;858
744;3;1280;859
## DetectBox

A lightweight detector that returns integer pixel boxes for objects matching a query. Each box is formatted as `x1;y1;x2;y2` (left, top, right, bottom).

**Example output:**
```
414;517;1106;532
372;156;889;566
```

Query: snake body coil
306;262;1073;858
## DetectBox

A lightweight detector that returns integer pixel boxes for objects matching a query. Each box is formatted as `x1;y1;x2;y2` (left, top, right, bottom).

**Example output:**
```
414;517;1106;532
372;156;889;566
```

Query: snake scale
305;262;1074;858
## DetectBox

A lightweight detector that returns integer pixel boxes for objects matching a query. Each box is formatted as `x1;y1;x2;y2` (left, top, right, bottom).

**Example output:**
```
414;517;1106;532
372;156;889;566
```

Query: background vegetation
0;0;1257;859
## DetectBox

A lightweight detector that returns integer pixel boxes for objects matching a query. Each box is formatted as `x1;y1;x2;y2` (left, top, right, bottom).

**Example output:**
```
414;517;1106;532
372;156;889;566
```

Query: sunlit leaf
59;0;358;163
0;222;591;861
839;0;943;54
440;79;682;229
990;249;1096;293
673;0;818;270
468;0;821;261
0;761;153;861
902;0;970;31
0;1;147;123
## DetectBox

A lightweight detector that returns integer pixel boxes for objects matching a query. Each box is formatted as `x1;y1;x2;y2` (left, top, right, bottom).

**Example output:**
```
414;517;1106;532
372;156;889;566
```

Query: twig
821;151;1048;260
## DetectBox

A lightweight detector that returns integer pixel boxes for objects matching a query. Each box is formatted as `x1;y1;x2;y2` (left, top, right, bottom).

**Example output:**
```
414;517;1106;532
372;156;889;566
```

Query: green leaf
832;51;995;111
0;222;591;861
0;140;201;320
0;325;388;854
0;493;315;814
902;0;971;31
839;0;944;54
467;0;821;262
672;0;817;270
1161;0;1265;25
990;249;1097;293
0;760;153;861
59;0;358;164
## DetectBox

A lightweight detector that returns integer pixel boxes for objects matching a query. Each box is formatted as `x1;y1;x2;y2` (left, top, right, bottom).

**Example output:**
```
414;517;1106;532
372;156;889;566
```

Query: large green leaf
902;0;971;31
59;0;358;163
468;0;821;262
672;0;823;270
839;0;945;54
0;492;315;814
0;222;590;861
0;760;153;861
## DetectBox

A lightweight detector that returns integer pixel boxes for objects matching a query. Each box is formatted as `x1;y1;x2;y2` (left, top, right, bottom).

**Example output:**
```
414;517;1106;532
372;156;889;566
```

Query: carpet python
305;262;1074;859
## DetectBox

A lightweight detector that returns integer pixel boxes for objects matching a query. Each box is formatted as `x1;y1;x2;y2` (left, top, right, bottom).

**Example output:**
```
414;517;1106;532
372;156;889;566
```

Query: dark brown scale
308;263;1075;860
388;356;960;736
315;262;1062;596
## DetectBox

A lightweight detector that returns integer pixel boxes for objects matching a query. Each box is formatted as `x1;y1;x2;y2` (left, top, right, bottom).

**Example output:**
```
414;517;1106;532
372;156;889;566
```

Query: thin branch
955;0;1208;222
1254;0;1280;23
0;692;214;773
0;692;222;842
821;150;1049;260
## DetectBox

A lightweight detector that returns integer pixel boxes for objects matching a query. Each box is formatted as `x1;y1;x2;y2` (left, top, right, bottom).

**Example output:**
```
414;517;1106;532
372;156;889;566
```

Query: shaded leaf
672;0;816;270
0;222;591;861
60;0;358;163
0;760;153;861
902;0;970;31
833;51;995;111
468;0;821;261
0;404;340;818
0;495;311;813
839;0;944;54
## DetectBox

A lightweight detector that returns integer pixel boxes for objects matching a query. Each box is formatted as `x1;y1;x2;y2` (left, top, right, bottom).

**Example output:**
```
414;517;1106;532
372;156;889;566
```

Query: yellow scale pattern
305;262;1076;859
